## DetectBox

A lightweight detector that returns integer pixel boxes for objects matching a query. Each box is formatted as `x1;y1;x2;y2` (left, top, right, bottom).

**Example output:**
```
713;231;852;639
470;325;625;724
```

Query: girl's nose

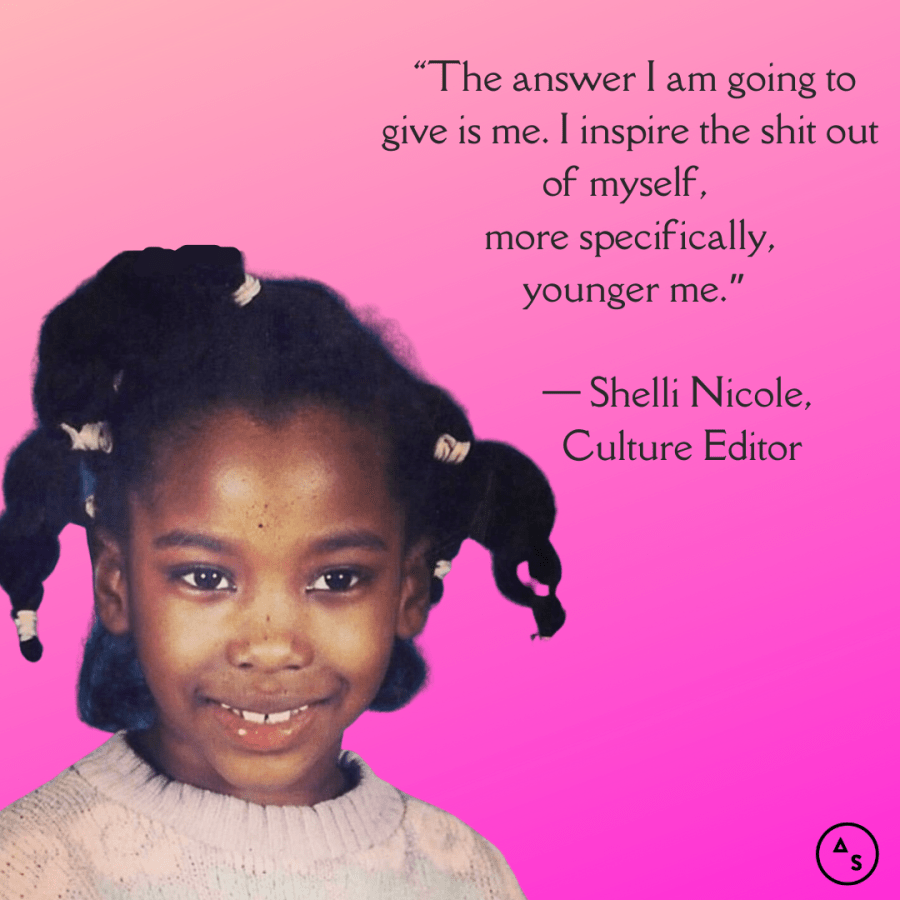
225;596;314;671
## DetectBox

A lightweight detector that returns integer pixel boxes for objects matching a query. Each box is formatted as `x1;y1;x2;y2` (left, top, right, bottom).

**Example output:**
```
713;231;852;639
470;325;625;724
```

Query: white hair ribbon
433;434;471;465
60;421;113;454
14;610;37;643
233;274;261;307
433;560;452;580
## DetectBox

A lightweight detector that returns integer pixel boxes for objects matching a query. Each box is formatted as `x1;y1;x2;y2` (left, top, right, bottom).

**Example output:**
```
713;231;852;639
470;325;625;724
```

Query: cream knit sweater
0;734;524;899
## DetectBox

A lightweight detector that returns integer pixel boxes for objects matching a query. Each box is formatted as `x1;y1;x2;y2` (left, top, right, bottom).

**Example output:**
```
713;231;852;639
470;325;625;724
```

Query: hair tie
60;421;113;454
233;274;261;307
433;433;471;464
13;609;37;643
433;560;451;580
12;610;42;662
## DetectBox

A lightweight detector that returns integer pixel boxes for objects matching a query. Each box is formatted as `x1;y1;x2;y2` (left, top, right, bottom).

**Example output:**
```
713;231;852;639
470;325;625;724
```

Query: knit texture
0;735;524;899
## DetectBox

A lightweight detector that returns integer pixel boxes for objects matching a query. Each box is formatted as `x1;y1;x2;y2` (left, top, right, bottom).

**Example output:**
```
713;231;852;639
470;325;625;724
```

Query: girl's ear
88;528;131;636
396;539;433;640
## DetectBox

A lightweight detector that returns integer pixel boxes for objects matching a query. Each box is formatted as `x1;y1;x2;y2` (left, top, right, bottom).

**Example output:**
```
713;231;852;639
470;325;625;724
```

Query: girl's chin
142;716;350;806
200;750;349;806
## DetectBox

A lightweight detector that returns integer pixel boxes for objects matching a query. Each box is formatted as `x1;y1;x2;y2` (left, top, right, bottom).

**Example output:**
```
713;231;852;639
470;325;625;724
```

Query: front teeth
219;702;310;724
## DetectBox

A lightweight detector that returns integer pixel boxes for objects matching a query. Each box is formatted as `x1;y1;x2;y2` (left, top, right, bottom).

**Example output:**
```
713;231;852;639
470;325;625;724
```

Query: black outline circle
816;823;879;885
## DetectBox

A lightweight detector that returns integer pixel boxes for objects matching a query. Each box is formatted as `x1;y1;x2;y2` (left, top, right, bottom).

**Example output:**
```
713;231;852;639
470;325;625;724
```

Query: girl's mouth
217;702;310;725
207;698;324;751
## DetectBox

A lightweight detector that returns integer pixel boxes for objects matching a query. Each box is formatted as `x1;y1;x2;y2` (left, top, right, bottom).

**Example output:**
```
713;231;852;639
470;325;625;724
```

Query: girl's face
94;404;430;807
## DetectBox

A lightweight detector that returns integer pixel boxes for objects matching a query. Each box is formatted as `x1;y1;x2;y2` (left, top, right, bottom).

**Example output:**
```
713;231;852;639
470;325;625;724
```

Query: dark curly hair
0;246;564;729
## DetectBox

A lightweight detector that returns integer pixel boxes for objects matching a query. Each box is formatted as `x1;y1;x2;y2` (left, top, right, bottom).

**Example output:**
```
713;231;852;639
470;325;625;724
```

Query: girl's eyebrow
152;530;388;554
153;531;236;554
310;531;388;554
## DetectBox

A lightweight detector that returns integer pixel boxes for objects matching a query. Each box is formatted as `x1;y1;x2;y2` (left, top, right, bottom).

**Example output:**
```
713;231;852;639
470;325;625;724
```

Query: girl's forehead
135;404;399;523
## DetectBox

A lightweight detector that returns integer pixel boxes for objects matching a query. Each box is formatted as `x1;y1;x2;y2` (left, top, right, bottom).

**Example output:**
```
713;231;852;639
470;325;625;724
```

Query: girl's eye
177;568;235;592
308;569;362;593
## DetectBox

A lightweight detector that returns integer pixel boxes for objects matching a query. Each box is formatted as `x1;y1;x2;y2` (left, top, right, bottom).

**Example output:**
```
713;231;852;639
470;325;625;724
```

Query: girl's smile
94;404;431;807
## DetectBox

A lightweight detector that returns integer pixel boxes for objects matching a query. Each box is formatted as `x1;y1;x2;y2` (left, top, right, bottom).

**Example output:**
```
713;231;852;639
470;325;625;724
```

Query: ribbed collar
74;733;405;862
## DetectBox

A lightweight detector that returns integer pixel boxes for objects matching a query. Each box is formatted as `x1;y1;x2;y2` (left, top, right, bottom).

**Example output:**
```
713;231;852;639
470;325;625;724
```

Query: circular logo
816;823;879;885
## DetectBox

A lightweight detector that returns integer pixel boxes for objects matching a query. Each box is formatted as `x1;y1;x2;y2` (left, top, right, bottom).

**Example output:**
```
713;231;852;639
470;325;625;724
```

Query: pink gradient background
0;1;896;896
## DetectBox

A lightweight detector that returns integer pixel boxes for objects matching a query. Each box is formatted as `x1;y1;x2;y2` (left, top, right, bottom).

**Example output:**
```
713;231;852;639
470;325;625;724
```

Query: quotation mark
720;273;746;301
414;60;428;69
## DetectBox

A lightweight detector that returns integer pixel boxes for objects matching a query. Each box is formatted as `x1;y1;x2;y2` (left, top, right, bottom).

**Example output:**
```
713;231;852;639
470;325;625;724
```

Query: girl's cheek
132;593;219;675
317;605;394;668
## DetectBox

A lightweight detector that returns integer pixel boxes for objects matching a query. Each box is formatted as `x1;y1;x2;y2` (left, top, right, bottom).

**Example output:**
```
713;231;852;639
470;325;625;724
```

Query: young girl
0;246;564;898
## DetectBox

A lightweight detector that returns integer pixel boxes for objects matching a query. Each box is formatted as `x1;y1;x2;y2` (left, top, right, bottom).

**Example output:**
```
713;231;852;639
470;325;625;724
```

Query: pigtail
420;385;566;639
0;427;86;660
1;253;137;661
465;441;565;639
